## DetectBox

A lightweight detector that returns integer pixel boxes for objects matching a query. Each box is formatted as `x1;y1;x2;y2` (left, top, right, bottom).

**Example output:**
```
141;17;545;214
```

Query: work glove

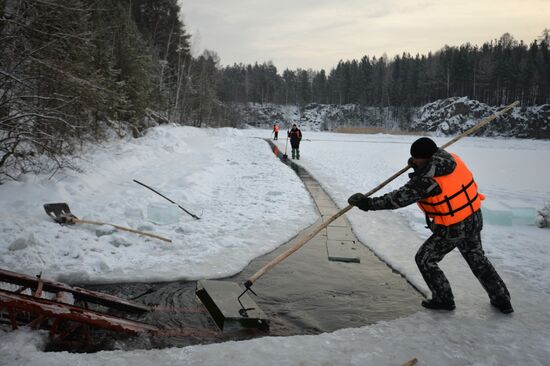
348;193;375;211
348;193;366;207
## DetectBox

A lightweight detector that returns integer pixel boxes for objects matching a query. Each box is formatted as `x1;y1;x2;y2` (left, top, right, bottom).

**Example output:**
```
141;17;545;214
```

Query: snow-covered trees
0;0;195;182
1;0;105;180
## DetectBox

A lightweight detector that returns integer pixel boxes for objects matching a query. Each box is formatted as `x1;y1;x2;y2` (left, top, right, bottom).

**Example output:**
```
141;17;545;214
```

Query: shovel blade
196;280;269;332
43;203;77;223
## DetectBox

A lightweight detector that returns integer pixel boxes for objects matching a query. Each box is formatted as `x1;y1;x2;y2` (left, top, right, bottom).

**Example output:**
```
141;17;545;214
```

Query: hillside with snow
235;98;550;139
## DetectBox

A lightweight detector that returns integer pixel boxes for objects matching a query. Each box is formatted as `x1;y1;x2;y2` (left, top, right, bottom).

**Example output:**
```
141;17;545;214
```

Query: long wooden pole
73;218;172;243
245;101;519;287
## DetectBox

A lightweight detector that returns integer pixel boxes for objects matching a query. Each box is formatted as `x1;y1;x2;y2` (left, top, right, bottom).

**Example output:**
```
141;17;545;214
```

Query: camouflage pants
415;211;511;303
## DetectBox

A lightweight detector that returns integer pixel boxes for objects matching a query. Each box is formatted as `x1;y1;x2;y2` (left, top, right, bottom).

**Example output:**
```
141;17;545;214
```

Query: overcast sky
180;0;550;72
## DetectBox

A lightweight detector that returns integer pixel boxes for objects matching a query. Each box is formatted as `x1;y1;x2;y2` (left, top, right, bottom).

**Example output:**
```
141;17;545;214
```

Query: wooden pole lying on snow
65;217;172;243
44;202;173;243
244;101;519;288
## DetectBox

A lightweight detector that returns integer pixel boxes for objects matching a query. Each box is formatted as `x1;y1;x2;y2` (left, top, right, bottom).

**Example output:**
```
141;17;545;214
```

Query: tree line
220;31;550;108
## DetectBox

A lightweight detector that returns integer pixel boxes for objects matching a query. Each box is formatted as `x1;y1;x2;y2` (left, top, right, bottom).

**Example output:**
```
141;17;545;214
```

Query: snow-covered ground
1;126;549;365
0;126;317;284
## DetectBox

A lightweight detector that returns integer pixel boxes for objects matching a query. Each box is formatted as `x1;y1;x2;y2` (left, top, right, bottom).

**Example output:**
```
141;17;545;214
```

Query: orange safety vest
417;153;485;226
273;125;279;132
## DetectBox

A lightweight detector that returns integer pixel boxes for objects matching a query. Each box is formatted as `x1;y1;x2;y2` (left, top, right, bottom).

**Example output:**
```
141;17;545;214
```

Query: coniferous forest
222;32;550;108
1;0;549;181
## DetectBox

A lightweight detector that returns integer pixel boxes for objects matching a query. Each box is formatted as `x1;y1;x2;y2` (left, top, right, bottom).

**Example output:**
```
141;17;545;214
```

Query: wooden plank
322;215;348;227
326;240;360;263
326;226;355;241
317;205;339;216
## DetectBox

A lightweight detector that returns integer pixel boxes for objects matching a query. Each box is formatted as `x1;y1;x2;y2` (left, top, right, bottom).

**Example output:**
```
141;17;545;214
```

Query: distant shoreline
332;127;425;136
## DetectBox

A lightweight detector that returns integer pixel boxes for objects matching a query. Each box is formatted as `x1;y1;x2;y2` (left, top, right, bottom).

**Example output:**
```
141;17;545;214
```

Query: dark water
66;140;423;351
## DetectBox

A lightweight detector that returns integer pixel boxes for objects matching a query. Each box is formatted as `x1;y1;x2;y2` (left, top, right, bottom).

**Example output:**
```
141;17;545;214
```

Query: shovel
283;136;289;159
43;203;172;243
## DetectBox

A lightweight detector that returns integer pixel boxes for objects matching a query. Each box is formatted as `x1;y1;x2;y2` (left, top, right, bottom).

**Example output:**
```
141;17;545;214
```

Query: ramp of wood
326;240;361;263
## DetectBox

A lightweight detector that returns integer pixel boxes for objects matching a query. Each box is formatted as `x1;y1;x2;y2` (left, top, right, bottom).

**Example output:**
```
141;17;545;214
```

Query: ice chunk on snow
8;233;37;251
146;202;180;225
481;206;536;226
95;224;116;237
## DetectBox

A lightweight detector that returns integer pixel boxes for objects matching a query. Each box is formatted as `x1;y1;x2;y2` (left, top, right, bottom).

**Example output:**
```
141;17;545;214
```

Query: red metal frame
0;268;156;344
0;268;221;345
0;268;150;313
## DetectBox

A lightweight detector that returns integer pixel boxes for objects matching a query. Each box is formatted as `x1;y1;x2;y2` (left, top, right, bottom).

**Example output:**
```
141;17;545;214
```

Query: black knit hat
410;137;438;158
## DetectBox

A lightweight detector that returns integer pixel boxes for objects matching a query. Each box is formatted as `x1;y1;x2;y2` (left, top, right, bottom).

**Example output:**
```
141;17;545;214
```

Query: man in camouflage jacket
348;137;513;314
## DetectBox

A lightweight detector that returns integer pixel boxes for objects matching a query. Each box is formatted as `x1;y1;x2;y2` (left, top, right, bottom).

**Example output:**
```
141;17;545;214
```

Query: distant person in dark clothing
288;124;302;159
347;137;513;314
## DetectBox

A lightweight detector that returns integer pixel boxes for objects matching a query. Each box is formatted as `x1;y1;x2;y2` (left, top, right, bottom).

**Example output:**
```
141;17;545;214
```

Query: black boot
490;299;514;314
421;299;455;311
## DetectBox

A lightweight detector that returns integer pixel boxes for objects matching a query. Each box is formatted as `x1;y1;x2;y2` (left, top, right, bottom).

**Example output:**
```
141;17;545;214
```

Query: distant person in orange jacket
273;123;279;140
288;124;302;159
348;137;513;314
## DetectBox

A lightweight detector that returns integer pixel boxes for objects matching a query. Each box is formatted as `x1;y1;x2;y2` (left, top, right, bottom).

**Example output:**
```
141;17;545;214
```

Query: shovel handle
247;205;352;285
75;219;172;243
246;101;519;287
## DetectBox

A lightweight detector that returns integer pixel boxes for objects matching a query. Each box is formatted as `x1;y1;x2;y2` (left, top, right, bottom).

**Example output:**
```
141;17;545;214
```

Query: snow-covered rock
536;204;550;228
411;97;550;138
235;103;301;129
235;103;404;132
234;97;550;139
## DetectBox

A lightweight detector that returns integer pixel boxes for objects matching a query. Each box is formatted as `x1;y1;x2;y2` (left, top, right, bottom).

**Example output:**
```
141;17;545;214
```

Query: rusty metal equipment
0;289;158;334
0;268;222;346
0;268;150;313
0;268;156;344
